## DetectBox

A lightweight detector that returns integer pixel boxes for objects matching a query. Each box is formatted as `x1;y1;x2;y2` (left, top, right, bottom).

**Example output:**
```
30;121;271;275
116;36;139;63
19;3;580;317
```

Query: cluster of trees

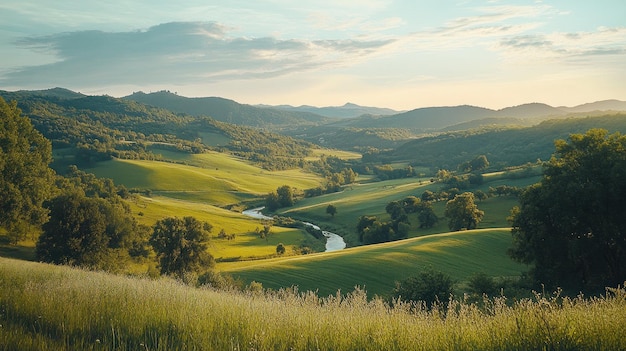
211;119;314;170
509;129;626;292
356;196;438;245
372;164;416;181
0;96;216;278
304;168;357;197
457;155;490;173
265;185;296;211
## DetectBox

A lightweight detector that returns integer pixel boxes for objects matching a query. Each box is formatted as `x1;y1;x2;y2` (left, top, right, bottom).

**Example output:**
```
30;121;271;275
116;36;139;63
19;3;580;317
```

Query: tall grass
1;257;625;350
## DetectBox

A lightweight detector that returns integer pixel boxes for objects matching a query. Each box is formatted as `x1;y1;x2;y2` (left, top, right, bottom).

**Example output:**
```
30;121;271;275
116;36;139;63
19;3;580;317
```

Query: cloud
2;21;395;87
498;27;626;61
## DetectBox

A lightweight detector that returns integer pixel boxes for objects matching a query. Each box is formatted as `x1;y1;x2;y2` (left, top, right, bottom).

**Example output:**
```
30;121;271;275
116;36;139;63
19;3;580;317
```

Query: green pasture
279;178;436;243
220;228;526;297
197;131;232;146
279;173;536;245
129;196;320;260
85;153;323;205
306;148;362;160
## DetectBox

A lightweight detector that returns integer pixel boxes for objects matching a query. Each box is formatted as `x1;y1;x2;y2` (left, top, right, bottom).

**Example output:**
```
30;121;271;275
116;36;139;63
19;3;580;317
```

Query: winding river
242;207;346;252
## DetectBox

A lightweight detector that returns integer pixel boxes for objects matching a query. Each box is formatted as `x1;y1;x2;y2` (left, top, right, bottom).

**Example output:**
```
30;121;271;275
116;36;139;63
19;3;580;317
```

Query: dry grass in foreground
1;257;625;351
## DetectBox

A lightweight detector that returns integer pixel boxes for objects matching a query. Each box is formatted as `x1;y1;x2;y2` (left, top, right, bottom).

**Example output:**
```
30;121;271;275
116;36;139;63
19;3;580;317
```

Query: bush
467;272;498;296
392;269;454;308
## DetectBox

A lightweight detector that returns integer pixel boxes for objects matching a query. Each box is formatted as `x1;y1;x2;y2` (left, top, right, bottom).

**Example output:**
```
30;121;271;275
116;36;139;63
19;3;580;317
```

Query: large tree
444;192;484;231
36;190;143;270
0;97;55;243
510;129;626;291
150;216;214;277
36;193;110;267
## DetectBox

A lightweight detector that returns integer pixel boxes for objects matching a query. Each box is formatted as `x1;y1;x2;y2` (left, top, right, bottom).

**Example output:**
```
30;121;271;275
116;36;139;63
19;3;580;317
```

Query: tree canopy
444;192;484;231
0;97;55;243
150;216;214;278
510;129;626;291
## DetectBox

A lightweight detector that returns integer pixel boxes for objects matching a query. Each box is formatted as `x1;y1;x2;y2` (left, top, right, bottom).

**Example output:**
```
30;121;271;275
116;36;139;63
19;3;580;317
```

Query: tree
469;155;489;172
474;189;488;202
392;270;454;308
467;272;498;296
36;193;109;267
0;97;55;243
276;185;295;207
509;129;626;291
326;204;337;218
385;201;406;221
416;202;438;228
444;192;484;231
401;196;421;214
341;168;357;184
265;191;280;211
421;190;436;202
276;243;286;255
150;216;214;278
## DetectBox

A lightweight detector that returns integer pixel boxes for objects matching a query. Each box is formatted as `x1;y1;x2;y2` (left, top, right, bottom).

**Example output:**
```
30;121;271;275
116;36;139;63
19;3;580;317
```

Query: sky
0;1;625;110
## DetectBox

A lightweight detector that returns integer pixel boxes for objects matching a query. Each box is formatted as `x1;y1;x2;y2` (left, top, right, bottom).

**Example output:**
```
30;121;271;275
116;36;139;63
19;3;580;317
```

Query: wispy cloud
399;3;626;67
498;27;626;62
2;21;395;86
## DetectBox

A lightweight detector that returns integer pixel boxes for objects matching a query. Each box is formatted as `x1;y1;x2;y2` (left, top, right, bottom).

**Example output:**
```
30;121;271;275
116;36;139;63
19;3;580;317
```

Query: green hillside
0;89;317;171
85;153;322;206
124;90;332;130
220;229;525;297
385;113;626;169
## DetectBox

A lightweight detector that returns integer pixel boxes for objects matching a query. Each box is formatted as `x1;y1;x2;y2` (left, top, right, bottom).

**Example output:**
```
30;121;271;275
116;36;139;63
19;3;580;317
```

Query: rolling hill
124;90;333;130
220;228;525;297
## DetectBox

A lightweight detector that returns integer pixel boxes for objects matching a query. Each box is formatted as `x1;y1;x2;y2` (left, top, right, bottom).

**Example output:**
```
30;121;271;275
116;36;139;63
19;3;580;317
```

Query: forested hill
339;103;568;132
124;91;333;130
0;89;315;171
378;113;626;170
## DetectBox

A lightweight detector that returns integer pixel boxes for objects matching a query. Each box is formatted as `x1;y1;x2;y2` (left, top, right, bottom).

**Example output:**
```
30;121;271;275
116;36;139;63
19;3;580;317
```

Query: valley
1;89;626;350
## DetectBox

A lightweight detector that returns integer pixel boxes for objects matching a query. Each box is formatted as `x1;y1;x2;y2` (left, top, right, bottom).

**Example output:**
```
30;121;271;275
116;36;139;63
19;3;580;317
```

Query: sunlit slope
86;152;323;205
125;195;317;259
220;229;525;297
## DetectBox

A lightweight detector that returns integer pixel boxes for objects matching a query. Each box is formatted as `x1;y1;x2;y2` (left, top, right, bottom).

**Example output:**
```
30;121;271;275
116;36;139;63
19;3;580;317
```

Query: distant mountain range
339;101;626;132
257;102;402;118
3;88;626;134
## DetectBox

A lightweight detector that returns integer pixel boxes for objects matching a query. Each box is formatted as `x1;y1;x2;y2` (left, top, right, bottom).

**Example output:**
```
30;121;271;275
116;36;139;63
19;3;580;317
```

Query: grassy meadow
220;228;526;297
2;257;625;351
85;151;323;206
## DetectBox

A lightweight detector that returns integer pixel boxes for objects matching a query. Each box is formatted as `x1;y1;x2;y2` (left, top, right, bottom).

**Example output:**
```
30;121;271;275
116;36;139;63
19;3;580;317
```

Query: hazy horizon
1;1;624;110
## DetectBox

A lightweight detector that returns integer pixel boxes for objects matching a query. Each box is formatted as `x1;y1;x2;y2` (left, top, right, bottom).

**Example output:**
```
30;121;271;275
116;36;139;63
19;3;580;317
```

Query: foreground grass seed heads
1;257;626;350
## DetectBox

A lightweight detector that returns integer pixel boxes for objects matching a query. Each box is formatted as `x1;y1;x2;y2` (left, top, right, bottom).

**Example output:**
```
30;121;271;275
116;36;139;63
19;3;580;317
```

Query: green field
127;195;323;261
276;175;537;245
220;228;526;297
86;152;323;206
